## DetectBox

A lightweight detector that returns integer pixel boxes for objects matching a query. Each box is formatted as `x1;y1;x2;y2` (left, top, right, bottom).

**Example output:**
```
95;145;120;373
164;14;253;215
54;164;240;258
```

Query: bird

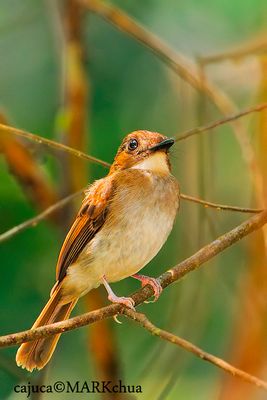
16;130;180;371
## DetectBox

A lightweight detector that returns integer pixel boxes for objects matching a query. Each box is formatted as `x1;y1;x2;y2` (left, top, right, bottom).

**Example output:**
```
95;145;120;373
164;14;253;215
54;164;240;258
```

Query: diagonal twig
198;35;267;65
175;102;267;142
0;123;110;168
123;309;267;391
0;189;84;243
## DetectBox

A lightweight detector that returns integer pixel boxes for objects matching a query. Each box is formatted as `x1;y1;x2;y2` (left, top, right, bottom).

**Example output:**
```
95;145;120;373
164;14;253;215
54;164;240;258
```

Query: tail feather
16;284;77;371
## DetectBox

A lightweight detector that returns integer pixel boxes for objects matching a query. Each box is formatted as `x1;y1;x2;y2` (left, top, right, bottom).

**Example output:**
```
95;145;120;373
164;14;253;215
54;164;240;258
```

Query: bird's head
110;130;174;174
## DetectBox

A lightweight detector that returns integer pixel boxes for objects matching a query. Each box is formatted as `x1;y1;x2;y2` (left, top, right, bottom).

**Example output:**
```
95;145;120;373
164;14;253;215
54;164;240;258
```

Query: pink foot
102;275;135;310
132;274;162;302
107;293;135;310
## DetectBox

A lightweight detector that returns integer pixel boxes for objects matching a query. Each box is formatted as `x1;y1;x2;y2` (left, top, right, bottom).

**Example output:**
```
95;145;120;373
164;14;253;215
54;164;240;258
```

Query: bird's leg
102;276;135;310
131;274;162;302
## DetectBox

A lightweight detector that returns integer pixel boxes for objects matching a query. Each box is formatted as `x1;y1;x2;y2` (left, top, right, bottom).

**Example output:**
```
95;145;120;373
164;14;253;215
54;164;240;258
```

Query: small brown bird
16;130;179;371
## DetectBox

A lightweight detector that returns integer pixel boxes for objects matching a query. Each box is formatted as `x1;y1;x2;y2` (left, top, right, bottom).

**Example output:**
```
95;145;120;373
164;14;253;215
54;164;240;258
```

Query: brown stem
0;123;110;168
123;309;267;391
198;35;267;65
180;194;262;214
0;189;84;243
175;103;267;142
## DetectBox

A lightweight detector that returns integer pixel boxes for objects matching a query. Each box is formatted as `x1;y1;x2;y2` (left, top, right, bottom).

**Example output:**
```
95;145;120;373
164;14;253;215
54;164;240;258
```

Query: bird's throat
131;152;170;173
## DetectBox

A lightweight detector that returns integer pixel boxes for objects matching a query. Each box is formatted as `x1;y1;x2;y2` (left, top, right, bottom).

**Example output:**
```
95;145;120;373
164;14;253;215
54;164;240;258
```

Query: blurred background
1;0;267;399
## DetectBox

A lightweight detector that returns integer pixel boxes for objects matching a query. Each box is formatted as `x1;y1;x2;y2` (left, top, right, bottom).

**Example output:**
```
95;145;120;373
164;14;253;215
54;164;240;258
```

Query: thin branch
123;309;267;391
0;190;84;243
180;194;262;214
175;102;267;142
0;123;110;168
1;210;267;348
198;35;267;65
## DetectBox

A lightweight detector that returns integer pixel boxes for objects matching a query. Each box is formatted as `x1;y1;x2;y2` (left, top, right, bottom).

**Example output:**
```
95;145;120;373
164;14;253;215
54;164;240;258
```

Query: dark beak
149;138;175;152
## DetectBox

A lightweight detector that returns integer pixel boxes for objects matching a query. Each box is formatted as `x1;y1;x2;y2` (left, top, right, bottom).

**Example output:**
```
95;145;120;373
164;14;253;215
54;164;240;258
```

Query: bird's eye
128;138;138;151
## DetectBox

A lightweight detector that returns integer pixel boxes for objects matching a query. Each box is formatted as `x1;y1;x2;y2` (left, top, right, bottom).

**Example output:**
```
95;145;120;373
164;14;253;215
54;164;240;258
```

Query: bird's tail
16;283;77;371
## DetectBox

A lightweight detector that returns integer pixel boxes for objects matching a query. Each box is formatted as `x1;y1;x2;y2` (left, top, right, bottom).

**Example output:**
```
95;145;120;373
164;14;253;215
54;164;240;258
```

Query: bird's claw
108;294;135;310
133;274;162;303
113;314;123;324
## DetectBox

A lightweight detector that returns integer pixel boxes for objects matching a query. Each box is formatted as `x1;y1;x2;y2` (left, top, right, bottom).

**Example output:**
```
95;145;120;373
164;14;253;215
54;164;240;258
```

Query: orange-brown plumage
55;176;114;283
16;130;179;371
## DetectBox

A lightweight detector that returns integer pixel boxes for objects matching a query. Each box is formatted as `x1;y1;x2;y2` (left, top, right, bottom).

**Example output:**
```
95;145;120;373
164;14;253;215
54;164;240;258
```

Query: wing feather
56;177;114;282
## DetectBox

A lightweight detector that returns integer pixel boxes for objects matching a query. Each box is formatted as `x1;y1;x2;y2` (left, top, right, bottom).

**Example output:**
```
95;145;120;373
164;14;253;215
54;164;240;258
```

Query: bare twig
0;190;84;243
1;210;267;348
0;123;110;168
175;103;267;142
180;194;262;214
123;310;267;391
199;35;267;65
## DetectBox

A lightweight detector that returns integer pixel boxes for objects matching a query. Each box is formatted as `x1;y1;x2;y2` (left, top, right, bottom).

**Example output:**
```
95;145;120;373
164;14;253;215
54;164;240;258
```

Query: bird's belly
86;204;175;283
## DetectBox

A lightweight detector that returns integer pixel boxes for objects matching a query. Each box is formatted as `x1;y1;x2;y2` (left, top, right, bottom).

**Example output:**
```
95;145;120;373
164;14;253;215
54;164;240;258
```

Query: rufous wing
56;176;114;283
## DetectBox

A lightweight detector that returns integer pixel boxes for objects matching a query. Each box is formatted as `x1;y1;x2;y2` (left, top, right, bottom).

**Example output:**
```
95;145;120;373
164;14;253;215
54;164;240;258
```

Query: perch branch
123;309;267;391
0;210;267;347
1;211;267;389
